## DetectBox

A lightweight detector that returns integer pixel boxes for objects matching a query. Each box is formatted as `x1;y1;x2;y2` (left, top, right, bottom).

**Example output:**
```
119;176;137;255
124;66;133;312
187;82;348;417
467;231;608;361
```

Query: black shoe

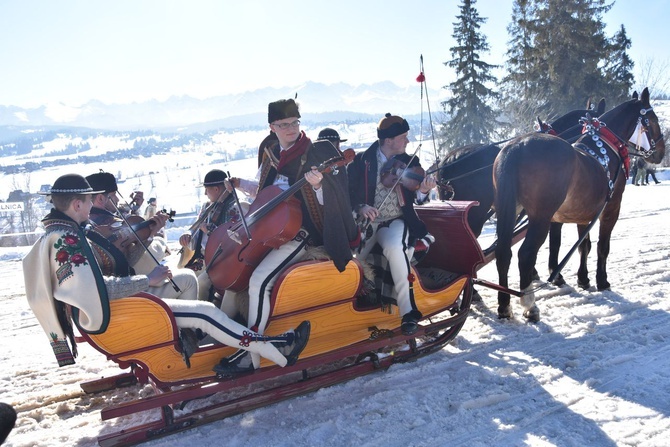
213;350;254;375
401;310;423;335
179;328;199;368
272;321;311;367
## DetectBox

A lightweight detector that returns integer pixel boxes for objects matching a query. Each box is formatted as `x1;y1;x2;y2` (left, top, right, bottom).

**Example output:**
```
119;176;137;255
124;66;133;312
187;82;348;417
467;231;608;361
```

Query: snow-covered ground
1;163;669;446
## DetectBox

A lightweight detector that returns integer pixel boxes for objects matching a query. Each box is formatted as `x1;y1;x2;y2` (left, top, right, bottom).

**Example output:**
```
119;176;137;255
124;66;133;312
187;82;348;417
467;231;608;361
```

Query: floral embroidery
54;232;88;285
54;232;88;267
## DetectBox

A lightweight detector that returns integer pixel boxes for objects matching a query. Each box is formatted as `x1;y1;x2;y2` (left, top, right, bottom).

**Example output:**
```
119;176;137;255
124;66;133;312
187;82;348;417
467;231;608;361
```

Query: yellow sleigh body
80;201;485;446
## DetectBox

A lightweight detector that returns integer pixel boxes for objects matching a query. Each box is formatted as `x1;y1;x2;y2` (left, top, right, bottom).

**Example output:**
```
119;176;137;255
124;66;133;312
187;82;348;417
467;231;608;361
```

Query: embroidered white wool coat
23;216;109;366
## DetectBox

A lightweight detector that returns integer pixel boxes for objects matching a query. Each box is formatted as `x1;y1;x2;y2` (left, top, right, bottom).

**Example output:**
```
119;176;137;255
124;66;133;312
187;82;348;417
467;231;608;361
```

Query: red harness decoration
582;118;630;179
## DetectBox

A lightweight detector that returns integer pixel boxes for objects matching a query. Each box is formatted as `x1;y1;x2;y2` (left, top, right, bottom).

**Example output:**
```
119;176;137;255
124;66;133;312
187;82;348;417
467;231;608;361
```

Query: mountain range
0;81;446;131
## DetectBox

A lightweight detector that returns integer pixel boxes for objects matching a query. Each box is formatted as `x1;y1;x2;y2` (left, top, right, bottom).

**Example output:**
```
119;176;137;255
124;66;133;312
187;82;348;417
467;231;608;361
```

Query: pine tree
501;0;613;128
499;0;543;134
530;0;612;114
441;0;500;149
604;24;635;105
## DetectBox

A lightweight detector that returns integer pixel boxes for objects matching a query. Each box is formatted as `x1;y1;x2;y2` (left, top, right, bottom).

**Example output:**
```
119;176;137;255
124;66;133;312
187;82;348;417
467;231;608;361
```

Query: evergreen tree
441;0;500;149
499;0;543;134
501;0;613;128
604;24;635;104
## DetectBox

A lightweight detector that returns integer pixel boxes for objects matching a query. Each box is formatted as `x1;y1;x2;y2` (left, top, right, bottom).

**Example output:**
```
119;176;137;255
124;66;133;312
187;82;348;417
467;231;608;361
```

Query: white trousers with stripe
164;298;287;366
357;218;417;316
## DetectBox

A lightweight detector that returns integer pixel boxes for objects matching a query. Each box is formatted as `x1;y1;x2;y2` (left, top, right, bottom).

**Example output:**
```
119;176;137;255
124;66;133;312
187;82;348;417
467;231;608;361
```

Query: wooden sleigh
79;201;485;446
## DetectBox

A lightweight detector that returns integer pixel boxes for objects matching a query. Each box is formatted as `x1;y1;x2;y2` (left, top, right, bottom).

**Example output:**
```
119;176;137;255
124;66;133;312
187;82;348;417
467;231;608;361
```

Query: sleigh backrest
81;293;234;387
269;258;364;317
416;200;485;276
82;292;179;358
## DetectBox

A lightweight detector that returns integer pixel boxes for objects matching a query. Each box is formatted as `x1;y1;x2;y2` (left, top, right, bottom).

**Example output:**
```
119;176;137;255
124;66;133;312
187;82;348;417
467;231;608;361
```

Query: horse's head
599;88;665;164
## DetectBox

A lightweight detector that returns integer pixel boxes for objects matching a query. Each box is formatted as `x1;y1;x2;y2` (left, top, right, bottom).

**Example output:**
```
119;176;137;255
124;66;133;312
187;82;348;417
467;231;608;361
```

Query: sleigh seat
80;292;235;389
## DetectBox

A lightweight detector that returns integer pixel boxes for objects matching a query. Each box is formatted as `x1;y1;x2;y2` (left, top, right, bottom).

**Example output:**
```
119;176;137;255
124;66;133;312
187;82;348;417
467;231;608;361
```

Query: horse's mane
441;143;486;165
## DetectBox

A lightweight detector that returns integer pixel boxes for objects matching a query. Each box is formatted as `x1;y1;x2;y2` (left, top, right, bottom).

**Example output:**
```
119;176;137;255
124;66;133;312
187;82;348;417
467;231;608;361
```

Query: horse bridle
634;106;662;158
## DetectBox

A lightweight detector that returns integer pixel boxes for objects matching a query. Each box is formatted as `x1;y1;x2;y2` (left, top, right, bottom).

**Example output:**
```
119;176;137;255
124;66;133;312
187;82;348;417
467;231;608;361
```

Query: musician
85;171;198;301
220;98;359;374
22;174;311;371
144;197;158;219
316;127;347;151
179;169;246;302
347;113;437;335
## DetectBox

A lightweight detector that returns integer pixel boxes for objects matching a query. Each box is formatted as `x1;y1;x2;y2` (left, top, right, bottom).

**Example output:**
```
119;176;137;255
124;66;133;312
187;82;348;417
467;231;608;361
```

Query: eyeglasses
272;119;300;130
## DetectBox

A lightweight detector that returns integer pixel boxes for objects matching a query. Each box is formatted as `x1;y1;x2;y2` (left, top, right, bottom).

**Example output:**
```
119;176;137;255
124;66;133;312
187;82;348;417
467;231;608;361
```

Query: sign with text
0;202;25;212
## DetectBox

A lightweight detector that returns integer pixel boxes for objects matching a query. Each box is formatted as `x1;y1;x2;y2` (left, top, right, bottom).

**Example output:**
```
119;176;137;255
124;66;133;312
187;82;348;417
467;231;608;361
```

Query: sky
0;0;669;109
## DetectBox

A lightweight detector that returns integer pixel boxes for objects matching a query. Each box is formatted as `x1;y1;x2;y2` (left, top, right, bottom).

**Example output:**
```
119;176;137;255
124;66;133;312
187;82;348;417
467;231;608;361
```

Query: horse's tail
493;147;519;262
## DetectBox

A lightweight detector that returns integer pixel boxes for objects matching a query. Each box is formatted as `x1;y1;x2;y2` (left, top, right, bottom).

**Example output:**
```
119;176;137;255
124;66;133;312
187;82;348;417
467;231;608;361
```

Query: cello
205;149;354;292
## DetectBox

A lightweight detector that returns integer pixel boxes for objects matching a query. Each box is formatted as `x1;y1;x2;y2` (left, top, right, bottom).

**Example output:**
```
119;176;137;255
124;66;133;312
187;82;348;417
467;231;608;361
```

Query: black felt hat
268;98;300;124
85;172;118;193
317;128;347;143
200;169;227;186
377;113;410;140
39;174;105;195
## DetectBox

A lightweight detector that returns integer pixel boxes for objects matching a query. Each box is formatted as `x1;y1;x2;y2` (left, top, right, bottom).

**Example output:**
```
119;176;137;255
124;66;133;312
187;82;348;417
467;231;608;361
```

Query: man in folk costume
347;113;437;335
178;169;248;302
316;127;347;151
22;174;311;370
221;98;360;374
85;171;199;301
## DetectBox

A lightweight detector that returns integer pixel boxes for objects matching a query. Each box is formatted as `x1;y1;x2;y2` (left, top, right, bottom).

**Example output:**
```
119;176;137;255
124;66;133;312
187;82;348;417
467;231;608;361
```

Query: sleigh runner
78;200;484;446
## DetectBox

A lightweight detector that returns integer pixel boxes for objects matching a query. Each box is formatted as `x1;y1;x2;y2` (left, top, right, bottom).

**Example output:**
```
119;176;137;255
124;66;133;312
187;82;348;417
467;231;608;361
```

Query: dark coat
347;141;428;244
258;134;359;272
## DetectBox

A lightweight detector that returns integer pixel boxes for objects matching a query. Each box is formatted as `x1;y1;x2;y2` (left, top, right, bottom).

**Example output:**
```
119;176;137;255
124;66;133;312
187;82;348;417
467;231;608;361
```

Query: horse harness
572;106;656;200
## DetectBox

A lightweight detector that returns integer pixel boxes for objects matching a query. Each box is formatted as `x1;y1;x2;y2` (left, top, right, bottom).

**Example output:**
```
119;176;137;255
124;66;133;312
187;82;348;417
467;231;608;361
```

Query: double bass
205;149;354;292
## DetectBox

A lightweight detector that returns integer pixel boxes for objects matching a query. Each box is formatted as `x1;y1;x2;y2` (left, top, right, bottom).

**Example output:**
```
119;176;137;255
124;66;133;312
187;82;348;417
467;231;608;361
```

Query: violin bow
377;142;424;211
205;173;252;273
188;185;231;233
356;143;424;250
113;193;181;292
225;171;252;245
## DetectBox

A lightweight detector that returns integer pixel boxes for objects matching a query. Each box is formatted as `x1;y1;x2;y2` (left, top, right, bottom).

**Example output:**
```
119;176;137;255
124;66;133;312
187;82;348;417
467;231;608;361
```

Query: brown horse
493;88;665;321
437;100;606;239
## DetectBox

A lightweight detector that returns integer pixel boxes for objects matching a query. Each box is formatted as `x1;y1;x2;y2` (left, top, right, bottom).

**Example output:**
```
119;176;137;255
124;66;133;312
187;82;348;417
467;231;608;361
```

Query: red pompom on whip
416;72;425;83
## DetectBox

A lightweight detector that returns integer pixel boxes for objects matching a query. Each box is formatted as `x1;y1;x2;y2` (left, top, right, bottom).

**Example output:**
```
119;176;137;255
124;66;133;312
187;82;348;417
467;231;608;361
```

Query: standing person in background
347;113;436;336
220;98;360;374
630;157;639;185
634;156;647;186
144;197;158;219
316;127;347;151
645;161;661;184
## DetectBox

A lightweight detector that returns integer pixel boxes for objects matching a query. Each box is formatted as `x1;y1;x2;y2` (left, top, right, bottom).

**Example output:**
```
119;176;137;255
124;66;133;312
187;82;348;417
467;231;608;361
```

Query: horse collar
578;119;627;196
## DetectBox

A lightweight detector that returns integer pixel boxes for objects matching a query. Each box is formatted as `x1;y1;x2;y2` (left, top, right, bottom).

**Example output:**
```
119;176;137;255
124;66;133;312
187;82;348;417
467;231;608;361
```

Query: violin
95;209;175;258
380;158;425;191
